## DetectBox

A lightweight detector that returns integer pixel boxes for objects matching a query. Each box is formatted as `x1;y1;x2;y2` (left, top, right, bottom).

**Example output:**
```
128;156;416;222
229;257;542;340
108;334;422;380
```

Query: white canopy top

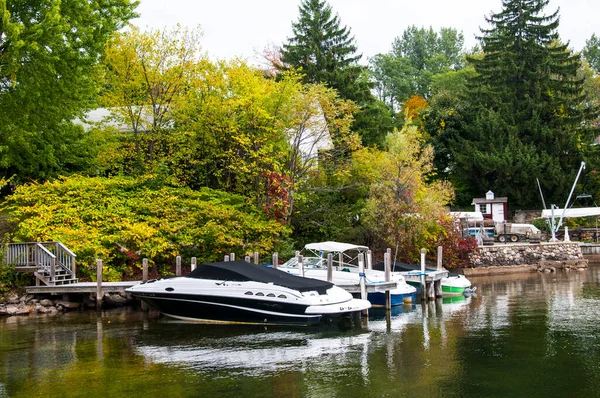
304;241;369;253
541;207;600;218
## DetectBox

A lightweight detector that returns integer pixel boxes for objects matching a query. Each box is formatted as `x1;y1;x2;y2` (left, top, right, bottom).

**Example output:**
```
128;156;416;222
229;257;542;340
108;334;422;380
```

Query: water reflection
1;266;600;397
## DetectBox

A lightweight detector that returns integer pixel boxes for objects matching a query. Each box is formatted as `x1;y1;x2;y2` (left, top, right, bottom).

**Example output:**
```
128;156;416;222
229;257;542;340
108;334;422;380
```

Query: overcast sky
132;0;599;64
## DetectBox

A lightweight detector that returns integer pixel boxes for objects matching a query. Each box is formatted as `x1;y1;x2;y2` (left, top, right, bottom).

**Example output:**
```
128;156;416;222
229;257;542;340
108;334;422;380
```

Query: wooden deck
26;281;139;295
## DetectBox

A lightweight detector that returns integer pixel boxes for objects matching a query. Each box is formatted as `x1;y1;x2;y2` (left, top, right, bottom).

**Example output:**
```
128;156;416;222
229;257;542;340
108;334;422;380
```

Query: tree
101;25;204;171
358;125;455;262
370;26;465;111
583;34;600;74
0;0;138;181
448;0;598;208
279;0;390;148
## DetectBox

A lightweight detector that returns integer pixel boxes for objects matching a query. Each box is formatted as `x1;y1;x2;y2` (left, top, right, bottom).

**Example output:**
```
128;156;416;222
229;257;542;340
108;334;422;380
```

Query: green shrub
2;176;290;280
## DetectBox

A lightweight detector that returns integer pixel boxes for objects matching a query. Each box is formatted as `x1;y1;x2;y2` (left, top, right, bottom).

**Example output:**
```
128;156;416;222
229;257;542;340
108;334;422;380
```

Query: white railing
5;242;77;283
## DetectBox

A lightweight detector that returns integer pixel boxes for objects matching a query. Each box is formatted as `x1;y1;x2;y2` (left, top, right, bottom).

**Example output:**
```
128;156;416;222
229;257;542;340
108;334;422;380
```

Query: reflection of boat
126;260;371;326
134;326;374;376
373;261;472;297
279;242;417;306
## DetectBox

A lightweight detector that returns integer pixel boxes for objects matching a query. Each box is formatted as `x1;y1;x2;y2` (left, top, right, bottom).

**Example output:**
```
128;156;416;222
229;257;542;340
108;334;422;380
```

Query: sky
131;0;600;65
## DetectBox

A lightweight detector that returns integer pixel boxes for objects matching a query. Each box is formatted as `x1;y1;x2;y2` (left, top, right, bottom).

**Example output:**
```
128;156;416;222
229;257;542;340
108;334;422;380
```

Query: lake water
1;266;600;397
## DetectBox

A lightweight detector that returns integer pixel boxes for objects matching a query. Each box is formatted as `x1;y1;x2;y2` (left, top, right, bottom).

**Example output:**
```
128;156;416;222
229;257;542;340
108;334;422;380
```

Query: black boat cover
372;261;459;277
187;261;334;294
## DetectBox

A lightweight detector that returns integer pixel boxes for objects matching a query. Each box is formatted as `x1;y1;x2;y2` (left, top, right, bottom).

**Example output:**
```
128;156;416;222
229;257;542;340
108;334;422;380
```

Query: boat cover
187;261;334;294
304;241;369;253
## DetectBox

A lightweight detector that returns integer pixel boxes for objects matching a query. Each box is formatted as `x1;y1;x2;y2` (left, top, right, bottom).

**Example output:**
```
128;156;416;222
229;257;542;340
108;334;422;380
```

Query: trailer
494;223;541;242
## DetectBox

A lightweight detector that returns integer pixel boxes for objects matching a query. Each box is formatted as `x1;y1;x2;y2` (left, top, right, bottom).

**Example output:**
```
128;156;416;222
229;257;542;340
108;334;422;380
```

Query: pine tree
279;0;391;148
445;0;598;208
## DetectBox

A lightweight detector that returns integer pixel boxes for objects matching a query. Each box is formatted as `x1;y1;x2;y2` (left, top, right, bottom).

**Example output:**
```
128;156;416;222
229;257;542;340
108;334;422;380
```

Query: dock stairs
4;242;78;286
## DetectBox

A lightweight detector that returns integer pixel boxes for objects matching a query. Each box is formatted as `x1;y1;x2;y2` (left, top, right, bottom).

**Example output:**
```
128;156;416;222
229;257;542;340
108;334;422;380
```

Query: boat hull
131;291;324;326
368;291;416;307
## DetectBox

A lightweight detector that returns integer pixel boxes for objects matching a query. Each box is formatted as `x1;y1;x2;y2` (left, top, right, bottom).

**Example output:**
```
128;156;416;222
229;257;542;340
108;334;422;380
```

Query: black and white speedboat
126;260;371;326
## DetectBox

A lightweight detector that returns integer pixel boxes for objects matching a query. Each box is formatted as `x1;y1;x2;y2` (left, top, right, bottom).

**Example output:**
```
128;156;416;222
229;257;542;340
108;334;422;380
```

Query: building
472;191;508;223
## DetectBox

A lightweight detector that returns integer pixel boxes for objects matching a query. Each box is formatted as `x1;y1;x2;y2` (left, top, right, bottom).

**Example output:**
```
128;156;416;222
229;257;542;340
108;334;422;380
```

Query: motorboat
126;260;371;326
372;261;473;297
279;242;417;306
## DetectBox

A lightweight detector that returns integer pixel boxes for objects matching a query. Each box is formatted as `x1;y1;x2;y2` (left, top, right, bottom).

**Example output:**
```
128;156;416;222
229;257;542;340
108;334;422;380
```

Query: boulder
55;300;81;310
40;299;54;307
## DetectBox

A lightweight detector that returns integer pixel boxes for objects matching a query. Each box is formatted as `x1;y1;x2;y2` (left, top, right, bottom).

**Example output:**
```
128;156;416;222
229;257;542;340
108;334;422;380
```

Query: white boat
373;261;473;297
126;260;371;326
279;241;416;306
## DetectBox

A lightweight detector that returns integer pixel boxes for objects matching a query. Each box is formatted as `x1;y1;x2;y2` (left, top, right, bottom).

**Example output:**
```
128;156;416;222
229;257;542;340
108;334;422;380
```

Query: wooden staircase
5;242;78;286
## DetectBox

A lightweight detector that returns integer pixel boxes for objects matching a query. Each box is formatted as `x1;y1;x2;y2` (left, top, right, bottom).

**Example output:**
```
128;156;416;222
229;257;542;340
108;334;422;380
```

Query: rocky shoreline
0;292;137;317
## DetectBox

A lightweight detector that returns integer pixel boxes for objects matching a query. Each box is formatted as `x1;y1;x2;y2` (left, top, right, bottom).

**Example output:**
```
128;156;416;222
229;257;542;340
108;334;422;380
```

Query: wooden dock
25;281;138;295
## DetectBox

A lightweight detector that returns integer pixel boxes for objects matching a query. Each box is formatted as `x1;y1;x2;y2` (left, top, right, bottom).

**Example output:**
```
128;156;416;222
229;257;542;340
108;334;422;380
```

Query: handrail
6;242;77;283
55;242;77;257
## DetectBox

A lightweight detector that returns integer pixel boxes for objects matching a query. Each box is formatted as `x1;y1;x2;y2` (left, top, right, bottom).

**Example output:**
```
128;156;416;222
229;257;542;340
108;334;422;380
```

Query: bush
2;176;290;280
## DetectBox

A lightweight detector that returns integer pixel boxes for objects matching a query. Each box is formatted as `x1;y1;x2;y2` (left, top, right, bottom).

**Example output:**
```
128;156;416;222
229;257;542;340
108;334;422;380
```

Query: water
1;266;600;397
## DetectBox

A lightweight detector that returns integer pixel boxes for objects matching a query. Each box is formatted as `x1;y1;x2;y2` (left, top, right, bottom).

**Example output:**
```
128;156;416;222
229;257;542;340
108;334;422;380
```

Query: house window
480;204;488;213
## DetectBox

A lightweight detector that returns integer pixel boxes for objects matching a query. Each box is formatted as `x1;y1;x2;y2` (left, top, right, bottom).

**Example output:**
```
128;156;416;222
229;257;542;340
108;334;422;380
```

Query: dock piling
142;258;148;282
191;257;197;271
327;253;333;282
176;256;182;276
96;259;103;311
420;248;426;301
272;252;278;269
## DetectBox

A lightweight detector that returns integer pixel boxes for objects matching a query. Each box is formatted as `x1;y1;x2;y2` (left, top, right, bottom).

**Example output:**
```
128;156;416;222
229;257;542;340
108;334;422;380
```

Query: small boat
279;242;417;306
373;261;473;297
126;260;371;326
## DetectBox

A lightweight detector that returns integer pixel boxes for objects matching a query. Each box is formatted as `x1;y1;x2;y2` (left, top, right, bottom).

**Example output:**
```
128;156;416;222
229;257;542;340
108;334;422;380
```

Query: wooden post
96;259;103;311
420;248;426;301
254;251;259;265
299;255;304;277
427;280;436;300
367;249;373;270
142;258;148;282
437;246;443;271
384;251;391;310
224;255;230;262
230;253;235;261
358;253;368;316
272;252;278;269
245;255;251;263
338;252;343;269
176;256;182;276
434;280;443;298
191;257;197;271
327;253;333;282
50;256;56;283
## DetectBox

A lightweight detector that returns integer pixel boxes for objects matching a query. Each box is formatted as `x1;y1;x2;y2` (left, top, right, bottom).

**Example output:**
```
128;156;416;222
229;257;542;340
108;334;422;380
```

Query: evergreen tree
279;0;392;148
445;0;597;208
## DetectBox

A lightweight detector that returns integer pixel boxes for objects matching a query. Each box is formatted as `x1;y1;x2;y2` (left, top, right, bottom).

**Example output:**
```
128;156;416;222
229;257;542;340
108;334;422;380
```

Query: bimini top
187;260;333;294
304;241;369;253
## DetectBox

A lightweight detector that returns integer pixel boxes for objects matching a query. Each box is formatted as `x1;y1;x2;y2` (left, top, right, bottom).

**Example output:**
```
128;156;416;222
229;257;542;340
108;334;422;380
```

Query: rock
55;300;81;310
110;295;127;304
35;304;55;314
21;294;35;303
6;304;31;315
0;305;6;316
40;299;54;307
7;295;19;305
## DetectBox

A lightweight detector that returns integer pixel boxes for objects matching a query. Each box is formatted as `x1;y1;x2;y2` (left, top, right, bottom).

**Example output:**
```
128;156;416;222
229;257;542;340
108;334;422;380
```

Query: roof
472;197;508;205
186;260;333;294
304;241;369;253
541;207;600;218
